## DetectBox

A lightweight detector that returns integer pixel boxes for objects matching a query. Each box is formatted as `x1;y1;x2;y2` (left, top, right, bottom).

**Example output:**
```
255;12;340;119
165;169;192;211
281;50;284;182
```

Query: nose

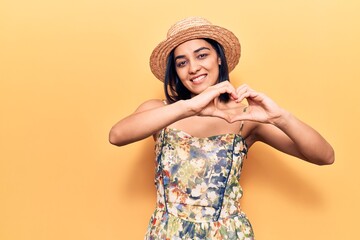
188;60;200;74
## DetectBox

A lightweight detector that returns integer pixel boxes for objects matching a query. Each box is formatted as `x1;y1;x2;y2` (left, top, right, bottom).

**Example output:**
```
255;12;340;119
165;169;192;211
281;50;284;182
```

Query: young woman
109;17;334;240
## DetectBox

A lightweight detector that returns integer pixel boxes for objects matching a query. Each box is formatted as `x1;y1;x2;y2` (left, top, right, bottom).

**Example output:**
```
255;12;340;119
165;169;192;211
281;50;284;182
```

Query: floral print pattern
145;128;254;240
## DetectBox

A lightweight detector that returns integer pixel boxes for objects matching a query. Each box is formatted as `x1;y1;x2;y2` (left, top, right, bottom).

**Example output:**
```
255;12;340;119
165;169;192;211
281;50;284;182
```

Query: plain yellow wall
1;0;359;239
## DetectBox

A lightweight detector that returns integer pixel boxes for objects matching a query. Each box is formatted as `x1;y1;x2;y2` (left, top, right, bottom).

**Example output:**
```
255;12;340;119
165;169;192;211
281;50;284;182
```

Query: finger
236;84;250;95
236;88;257;103
215;84;238;100
235;84;252;102
236;83;248;91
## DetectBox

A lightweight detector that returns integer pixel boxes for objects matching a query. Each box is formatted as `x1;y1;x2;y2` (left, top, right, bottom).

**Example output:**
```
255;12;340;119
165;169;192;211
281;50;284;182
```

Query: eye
176;60;187;68
198;53;208;59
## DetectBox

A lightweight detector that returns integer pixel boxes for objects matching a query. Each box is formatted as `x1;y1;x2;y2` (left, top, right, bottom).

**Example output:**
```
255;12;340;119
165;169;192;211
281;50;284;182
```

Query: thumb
212;109;232;123
227;106;252;122
229;113;252;123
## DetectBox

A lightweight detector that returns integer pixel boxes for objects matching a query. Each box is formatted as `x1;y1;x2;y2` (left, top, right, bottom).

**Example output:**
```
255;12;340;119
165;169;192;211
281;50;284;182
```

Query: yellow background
1;0;359;239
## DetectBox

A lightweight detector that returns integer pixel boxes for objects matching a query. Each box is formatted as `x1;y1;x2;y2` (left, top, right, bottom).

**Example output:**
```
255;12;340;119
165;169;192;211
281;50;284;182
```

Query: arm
234;84;335;165
109;99;191;146
254;110;335;165
109;81;239;146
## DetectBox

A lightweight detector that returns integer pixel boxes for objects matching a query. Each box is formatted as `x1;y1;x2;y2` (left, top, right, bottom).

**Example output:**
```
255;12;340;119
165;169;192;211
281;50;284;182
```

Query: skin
109;39;335;165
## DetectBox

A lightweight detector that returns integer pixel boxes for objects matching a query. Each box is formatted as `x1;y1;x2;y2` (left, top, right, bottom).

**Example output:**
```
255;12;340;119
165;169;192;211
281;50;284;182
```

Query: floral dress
144;127;254;240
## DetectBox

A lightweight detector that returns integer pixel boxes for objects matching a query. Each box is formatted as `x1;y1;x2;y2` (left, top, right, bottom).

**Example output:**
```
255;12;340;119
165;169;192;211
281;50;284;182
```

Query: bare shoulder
134;99;166;113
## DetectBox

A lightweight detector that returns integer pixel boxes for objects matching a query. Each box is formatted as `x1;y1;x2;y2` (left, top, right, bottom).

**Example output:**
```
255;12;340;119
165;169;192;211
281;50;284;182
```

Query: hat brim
150;25;241;81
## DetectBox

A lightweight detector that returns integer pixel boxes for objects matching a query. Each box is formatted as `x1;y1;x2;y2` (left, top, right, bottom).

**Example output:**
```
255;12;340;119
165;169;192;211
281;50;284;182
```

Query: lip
190;74;207;84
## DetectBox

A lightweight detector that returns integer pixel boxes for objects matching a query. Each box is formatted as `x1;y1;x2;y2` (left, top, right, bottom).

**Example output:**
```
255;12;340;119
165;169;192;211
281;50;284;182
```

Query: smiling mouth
190;74;206;83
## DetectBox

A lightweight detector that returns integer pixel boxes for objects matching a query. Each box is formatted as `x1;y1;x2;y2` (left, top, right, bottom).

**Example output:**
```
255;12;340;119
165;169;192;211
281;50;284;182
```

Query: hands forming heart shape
193;82;283;124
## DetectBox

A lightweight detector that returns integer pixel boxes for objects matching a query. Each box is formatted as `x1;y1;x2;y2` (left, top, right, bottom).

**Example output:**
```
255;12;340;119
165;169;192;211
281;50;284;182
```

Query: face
173;39;221;96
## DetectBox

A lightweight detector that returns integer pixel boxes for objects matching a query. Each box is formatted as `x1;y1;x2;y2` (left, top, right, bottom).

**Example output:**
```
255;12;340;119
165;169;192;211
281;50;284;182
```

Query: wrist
178;99;198;117
270;108;293;127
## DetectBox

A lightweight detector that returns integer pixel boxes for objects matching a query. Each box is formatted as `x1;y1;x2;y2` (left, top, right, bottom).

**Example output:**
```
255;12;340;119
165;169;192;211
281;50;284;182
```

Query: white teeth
192;75;206;83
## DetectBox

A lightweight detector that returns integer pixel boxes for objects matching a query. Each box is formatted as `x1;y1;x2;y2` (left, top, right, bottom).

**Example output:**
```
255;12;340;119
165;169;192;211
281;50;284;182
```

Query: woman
109;17;334;240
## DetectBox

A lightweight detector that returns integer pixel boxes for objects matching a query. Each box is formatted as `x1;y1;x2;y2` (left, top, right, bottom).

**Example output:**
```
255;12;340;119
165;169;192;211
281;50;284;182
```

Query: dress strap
239;105;248;135
239;121;244;135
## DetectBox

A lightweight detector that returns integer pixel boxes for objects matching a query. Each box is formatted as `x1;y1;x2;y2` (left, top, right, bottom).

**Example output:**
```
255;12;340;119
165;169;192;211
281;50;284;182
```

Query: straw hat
150;17;241;81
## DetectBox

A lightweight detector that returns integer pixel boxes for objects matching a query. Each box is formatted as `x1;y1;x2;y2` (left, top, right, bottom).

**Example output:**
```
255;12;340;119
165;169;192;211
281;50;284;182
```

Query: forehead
174;39;214;55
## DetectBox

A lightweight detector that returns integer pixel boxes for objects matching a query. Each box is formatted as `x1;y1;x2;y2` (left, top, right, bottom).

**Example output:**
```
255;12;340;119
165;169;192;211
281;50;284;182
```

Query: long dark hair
164;38;230;104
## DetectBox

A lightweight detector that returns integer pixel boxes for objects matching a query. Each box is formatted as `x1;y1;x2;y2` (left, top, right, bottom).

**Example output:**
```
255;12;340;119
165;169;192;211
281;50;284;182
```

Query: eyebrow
174;47;211;61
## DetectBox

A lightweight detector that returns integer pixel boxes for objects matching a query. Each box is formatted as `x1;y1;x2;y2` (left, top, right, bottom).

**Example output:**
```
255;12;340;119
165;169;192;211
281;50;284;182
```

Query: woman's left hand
233;84;284;125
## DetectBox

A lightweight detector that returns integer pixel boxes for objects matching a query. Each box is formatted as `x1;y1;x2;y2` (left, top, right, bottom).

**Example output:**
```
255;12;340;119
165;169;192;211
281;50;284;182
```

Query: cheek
175;68;187;80
208;62;220;75
205;59;220;71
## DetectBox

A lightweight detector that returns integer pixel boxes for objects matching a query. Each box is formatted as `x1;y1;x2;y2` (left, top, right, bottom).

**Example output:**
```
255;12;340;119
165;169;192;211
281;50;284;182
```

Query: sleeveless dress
144;127;255;240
